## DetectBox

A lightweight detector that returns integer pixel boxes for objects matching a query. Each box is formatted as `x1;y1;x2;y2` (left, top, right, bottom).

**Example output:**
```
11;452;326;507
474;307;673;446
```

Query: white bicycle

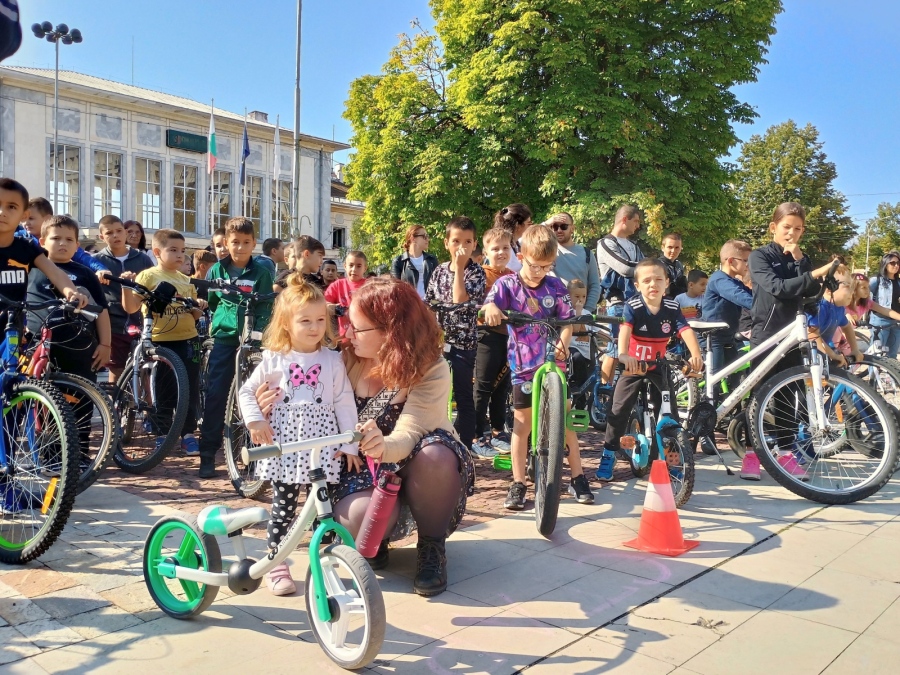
142;431;385;670
685;260;899;504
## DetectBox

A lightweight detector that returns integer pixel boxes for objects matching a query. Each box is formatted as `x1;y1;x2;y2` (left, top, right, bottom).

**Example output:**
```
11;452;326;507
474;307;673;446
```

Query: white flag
273;115;281;181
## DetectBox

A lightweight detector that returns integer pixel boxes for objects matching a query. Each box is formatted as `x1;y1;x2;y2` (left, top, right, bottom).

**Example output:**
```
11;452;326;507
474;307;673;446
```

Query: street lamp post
291;0;302;238
31;22;83;215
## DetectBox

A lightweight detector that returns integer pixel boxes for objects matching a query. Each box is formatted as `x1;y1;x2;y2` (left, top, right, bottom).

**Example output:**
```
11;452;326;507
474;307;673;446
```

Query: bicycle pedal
566;410;590;432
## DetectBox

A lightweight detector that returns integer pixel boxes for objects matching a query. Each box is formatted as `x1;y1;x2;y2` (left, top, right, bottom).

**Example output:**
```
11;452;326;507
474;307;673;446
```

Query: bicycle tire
196;338;215;427
45;373;116;495
305;543;386;670
113;346;190;474
726;411;749;459
665;428;695;508
748;366;900;504
143;515;221;619
224;351;267;499
0;379;80;564
618;407;655;479
847;355;900;415
533;371;565;537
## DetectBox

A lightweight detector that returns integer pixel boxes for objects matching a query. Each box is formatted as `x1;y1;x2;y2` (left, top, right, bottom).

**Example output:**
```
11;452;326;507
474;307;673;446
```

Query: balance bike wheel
143;515;222;619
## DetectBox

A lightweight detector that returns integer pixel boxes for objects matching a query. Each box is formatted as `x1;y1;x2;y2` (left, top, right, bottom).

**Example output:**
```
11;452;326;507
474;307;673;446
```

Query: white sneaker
469;437;499;459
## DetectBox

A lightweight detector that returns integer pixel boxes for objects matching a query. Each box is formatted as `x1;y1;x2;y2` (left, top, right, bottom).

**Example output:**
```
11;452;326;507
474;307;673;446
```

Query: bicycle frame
158;432;357;624
702;313;829;431
0;317;26;467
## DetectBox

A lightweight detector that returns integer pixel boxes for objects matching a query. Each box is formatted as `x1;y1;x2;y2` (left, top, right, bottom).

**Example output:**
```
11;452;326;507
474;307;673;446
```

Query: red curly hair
351;277;442;389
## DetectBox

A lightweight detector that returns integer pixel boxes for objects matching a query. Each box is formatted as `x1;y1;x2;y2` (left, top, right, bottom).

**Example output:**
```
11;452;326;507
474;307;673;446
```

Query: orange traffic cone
623;460;699;557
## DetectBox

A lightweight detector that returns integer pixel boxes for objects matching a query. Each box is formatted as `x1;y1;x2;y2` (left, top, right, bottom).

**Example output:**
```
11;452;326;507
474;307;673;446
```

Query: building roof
0;66;350;151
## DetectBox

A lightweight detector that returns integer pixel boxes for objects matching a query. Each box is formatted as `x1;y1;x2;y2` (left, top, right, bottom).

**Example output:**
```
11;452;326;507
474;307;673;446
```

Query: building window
243;175;262;237
271;180;291;240
173;164;198;234
93;151;122;222
211;170;231;230
49;143;80;220
332;227;346;250
135;158;161;230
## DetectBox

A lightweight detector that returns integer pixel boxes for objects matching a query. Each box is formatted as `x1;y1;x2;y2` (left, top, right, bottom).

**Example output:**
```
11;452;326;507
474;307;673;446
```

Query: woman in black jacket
391;224;438;299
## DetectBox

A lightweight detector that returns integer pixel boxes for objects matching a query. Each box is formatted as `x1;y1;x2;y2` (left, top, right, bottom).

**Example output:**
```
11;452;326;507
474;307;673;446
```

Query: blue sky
8;0;899;234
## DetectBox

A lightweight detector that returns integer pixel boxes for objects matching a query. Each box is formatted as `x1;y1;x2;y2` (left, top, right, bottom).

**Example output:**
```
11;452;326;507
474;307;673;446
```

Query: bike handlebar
191;277;278;302
242;430;364;464
107;276;201;310
0;293;104;321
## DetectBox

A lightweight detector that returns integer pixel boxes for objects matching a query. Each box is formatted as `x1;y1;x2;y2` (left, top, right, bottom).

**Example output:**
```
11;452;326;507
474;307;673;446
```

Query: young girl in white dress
239;277;358;596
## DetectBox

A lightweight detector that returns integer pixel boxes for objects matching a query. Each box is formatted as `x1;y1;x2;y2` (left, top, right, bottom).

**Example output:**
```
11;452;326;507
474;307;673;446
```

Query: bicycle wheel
305;543;385;670
748;366;900;504
196;338;215;427
143;515;221;619
45;373;116;495
672;366;699;422
726;411;749;459
0;380;80;564
847;355;900;414
618;407;655;479
660;426;695;508
224;351;267;499
113;346;190;474
533;371;565;537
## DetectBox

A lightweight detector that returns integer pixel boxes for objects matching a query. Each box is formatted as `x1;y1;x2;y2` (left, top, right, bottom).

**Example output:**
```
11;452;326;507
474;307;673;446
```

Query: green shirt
207;256;275;346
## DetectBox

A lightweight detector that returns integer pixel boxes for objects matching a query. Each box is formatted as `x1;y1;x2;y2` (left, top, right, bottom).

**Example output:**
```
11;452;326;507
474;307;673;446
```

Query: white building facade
0;66;351;252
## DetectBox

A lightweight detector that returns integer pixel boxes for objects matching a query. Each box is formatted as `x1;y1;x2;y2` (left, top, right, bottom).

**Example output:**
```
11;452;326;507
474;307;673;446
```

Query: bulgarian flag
207;100;217;175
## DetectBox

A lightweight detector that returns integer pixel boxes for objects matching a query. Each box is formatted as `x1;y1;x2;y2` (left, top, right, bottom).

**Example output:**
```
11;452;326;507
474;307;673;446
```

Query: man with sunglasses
545;212;601;312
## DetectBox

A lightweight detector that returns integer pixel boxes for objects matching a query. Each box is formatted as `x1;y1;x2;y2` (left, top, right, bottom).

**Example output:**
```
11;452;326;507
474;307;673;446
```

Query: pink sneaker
266;563;296;596
777;453;809;481
740;451;761;481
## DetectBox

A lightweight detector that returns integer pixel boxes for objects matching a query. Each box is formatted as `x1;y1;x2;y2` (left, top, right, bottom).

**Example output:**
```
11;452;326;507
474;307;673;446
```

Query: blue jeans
605;303;625;357
870;320;900;358
198;341;238;465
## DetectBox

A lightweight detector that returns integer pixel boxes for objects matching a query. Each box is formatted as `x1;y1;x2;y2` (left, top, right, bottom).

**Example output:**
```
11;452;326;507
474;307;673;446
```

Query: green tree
849;202;900;274
344;2;782;265
734;120;855;263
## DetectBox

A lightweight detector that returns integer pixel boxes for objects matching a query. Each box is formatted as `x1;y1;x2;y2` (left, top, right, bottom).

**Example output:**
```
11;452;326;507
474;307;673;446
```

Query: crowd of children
4;170;897;591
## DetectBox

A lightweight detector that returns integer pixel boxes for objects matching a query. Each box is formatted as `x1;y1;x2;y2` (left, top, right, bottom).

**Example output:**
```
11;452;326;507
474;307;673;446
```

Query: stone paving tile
863;596;900;646
827;534;900;584
97;581;158;617
822;634;900;675
32;540;82;564
524;635;677;675
0;626;43;666
0;569;79;599
59;605;144;640
0;597;51;627
0;579;21;598
13;618;83;650
683;610;857;675
31;584;111;621
769;567;900;633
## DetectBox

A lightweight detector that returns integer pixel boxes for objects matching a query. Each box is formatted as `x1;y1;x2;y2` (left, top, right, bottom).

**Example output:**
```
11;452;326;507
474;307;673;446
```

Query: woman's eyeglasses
347;323;378;335
887;260;900;267
414;233;429;240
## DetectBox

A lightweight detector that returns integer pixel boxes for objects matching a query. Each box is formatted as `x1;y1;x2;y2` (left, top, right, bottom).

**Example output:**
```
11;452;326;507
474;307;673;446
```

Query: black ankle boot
365;540;390;571
414;535;447;596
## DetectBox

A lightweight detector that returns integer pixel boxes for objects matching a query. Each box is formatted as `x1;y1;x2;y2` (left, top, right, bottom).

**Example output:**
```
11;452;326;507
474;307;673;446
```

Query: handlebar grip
241;444;282;464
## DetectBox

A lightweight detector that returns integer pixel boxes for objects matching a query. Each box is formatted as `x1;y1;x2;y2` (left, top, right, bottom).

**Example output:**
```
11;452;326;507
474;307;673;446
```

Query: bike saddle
198;505;269;536
688;320;732;335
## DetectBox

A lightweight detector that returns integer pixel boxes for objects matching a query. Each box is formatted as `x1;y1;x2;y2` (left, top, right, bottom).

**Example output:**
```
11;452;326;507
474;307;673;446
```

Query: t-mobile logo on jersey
634;344;653;360
0;269;26;285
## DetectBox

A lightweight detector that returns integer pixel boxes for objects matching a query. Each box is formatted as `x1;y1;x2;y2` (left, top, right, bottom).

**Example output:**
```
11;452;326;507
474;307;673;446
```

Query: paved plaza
2;447;900;674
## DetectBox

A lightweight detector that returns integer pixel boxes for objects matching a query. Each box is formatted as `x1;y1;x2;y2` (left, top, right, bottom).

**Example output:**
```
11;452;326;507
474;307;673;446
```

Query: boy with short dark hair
19;197;110;277
596;259;703;481
324;251;368;337
94;214;154;382
122;229;205;456
321;259;338;287
426;216;487;453
27;215;110;466
209;227;228;262
0;177;88;324
198;217;275;478
193;250;217;281
273;235;326;291
472;227;514;458
675;269;708;320
660;232;687;299
257;237;283;276
483;224;594;506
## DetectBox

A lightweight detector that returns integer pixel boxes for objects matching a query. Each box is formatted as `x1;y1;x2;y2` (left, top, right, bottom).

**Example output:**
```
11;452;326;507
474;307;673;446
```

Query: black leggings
474;331;511;437
604;370;665;449
267;480;302;550
156;337;201;437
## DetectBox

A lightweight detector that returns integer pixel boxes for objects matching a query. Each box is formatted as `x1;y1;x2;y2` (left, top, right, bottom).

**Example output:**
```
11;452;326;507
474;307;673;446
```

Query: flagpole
273;114;281;239
242;108;247;218
208;99;215;236
291;0;302;238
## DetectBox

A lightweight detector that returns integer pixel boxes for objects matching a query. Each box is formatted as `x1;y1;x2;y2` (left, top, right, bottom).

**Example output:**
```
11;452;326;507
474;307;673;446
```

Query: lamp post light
31;22;83;215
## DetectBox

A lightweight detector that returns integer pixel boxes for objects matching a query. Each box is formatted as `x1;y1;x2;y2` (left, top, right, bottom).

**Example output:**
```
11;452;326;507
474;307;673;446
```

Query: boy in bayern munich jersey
596;259;703;481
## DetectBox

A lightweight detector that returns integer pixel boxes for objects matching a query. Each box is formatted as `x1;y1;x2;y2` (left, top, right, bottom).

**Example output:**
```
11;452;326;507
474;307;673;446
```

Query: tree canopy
344;1;782;265
733;120;855;264
849;202;900;274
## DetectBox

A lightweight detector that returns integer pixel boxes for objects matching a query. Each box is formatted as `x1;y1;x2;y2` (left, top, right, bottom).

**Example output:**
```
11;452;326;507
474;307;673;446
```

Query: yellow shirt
134;267;198;341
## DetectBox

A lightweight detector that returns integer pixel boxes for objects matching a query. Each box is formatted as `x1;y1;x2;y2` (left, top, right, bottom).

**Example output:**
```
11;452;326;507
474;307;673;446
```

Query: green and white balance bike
142;431;386;670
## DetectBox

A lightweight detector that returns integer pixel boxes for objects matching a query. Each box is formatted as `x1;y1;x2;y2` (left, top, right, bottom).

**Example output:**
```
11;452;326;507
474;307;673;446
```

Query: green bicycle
142;431;385;670
486;311;621;537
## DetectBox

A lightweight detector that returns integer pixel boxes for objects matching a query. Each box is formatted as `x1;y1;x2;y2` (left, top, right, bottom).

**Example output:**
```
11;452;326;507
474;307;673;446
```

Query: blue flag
239;118;250;186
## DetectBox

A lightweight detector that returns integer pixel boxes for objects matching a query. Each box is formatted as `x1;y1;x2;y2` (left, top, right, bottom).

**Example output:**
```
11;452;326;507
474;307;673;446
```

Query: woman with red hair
256;277;473;597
